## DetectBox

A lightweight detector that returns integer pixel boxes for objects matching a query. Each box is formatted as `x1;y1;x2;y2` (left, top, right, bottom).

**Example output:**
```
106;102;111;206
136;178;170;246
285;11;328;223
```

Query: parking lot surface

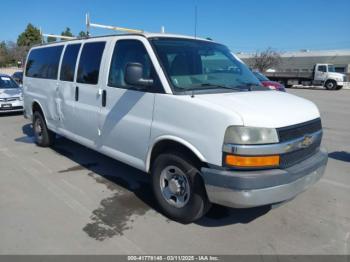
0;88;349;255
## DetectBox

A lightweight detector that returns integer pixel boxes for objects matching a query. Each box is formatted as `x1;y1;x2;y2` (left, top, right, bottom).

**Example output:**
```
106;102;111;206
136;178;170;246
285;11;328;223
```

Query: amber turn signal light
225;154;280;168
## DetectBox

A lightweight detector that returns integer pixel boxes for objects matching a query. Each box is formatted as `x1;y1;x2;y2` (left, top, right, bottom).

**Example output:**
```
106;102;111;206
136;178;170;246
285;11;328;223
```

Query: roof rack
85;13;144;36
40;27;77;44
40;13;165;44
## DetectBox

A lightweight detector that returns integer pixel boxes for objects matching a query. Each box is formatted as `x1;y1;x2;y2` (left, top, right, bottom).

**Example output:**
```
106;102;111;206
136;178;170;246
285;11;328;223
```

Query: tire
151;153;211;223
325;80;337;90
32;111;55;147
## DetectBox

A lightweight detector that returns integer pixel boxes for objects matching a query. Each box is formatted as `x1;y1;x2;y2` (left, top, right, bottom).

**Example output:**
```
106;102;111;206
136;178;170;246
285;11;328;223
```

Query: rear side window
26;46;63;79
60;44;81;82
77;42;105;85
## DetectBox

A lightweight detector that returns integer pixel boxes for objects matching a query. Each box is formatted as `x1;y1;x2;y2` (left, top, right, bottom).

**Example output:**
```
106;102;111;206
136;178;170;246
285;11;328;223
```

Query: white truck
266;63;347;90
23;32;328;222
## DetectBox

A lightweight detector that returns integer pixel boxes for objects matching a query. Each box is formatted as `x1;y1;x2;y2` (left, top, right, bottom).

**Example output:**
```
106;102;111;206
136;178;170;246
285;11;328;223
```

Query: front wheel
151;153;211;223
325;80;337;90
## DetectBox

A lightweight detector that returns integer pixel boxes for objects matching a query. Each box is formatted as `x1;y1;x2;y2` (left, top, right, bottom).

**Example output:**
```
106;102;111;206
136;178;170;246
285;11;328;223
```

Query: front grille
280;139;321;168
277;118;322;168
277;118;322;143
0;97;19;102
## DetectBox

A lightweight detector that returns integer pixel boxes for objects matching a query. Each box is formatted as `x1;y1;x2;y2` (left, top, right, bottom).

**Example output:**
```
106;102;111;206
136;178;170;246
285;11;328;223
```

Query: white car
0;74;23;113
23;33;328;222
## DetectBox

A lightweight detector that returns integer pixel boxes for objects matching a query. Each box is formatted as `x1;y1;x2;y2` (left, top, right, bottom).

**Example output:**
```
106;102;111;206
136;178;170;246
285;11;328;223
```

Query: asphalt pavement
0;88;349;255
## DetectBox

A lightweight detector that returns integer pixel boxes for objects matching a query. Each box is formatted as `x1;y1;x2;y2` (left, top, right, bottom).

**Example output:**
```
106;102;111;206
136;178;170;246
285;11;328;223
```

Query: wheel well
325;79;336;84
32;102;44;116
149;140;208;172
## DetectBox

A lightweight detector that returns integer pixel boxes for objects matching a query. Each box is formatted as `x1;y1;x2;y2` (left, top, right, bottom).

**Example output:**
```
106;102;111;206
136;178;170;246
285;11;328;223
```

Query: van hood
196;91;320;128
0;88;22;98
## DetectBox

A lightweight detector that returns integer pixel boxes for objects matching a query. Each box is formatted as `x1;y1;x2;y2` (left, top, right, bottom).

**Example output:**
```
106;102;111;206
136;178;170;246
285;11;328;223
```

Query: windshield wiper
193;83;242;91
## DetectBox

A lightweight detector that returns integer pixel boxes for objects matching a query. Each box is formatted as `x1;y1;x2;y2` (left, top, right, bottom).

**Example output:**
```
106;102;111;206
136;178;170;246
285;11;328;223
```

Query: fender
31;99;53;129
145;135;207;172
31;99;46;120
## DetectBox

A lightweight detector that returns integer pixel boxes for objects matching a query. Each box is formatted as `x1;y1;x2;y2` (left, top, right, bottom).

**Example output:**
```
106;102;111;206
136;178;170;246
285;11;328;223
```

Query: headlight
224;126;279;145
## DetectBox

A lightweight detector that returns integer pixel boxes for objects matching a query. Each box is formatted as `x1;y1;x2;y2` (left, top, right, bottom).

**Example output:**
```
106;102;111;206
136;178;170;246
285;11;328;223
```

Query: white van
23;33;328;222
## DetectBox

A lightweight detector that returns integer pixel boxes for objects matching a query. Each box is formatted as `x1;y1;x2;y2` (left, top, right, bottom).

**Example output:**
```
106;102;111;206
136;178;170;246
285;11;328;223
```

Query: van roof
34;32;214;48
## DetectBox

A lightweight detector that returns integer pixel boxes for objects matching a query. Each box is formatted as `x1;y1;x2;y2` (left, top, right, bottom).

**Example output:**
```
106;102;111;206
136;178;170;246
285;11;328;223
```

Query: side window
60;44;81;82
77;42;105;85
108;40;159;90
26;46;63;79
318;65;327;72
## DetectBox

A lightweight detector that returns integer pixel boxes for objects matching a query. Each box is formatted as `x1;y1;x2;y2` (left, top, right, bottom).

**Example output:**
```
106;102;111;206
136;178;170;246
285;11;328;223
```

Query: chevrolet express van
23;33;328;222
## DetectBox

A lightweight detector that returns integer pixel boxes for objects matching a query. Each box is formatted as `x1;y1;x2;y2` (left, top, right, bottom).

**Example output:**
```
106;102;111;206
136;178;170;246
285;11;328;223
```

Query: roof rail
85;13;143;36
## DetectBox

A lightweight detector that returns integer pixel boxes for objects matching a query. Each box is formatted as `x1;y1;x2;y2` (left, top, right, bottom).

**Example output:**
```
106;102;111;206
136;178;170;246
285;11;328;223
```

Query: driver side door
98;38;163;170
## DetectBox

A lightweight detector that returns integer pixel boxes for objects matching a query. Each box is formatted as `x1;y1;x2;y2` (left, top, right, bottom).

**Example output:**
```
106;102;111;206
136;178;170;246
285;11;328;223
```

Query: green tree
0;41;8;67
78;31;87;38
17;23;41;48
61;27;73;37
47;36;57;42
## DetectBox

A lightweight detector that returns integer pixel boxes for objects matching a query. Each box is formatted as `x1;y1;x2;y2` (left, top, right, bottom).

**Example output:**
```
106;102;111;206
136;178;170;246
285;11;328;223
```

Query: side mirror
125;63;154;88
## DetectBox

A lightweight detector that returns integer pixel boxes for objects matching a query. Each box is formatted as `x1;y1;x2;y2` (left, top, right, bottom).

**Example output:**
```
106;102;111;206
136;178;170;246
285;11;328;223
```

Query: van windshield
151;38;263;93
0;76;19;89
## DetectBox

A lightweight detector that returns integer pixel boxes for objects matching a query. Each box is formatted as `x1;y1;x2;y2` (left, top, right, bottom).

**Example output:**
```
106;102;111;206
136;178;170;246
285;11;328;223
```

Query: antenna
86;13;143;35
194;5;198;38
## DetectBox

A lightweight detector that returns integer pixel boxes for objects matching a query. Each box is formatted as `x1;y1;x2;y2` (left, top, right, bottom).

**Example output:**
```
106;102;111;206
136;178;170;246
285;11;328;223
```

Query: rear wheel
325;80;337;90
151;153;211;223
33;111;55;147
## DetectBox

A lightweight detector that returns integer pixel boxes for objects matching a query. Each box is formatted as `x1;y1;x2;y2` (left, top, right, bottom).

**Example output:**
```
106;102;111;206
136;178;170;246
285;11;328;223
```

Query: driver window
108;40;153;89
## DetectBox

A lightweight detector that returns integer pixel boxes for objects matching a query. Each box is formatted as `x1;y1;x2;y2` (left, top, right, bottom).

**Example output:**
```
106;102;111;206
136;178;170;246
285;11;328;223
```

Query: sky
1;0;349;53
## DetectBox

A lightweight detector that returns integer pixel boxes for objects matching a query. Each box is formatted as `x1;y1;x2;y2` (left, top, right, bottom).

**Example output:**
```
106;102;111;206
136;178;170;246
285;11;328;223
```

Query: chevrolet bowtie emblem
300;135;313;148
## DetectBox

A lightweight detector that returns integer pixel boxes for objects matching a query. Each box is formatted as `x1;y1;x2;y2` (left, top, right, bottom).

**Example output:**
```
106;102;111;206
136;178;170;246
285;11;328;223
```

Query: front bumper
201;147;328;208
0;100;23;113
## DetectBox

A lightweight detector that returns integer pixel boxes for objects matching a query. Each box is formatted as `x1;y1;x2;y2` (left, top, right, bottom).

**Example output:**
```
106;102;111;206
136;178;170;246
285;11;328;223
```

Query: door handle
102;90;107;107
75;86;79;101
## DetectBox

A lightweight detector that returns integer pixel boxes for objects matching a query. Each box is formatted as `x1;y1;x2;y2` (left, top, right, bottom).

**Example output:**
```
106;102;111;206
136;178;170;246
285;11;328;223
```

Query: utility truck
266;63;346;90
